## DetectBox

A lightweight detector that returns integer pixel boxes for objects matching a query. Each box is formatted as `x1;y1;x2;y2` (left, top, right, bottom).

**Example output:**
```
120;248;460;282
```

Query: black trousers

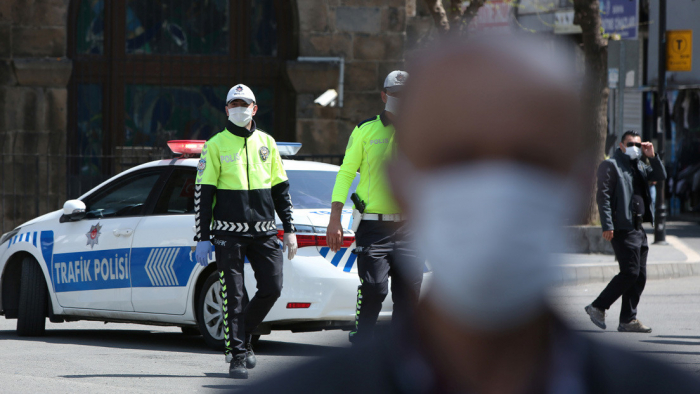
350;220;423;344
214;234;283;356
592;229;648;323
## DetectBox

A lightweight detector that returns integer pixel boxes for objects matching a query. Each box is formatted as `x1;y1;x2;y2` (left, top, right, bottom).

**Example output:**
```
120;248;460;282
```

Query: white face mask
228;106;254;128
385;95;400;114
405;162;577;331
624;146;641;160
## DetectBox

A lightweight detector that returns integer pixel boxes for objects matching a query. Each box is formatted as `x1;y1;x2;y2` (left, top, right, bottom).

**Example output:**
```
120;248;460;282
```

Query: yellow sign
667;30;692;72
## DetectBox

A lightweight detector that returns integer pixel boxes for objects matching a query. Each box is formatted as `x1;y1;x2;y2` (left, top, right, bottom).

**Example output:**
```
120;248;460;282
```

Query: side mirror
62;200;87;221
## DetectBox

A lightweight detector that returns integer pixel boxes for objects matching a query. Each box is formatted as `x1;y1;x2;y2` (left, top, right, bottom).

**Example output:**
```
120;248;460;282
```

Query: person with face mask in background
249;38;700;394
326;70;424;345
194;84;297;379
585;130;666;333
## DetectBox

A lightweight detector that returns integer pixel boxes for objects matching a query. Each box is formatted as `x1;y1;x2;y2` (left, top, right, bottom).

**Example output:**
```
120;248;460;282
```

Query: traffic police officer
194;84;297;379
327;71;423;344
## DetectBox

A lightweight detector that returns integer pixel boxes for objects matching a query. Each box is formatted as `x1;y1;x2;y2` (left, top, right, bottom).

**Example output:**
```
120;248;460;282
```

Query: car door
130;167;200;315
51;168;165;311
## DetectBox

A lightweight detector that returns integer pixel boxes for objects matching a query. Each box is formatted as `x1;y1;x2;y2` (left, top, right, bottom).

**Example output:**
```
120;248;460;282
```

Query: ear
251;104;258;116
225;106;230;116
381;91;388;104
619;142;625;152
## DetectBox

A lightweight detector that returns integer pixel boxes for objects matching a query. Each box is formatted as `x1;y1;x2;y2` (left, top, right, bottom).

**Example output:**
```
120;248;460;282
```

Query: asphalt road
0;319;349;393
1;221;699;393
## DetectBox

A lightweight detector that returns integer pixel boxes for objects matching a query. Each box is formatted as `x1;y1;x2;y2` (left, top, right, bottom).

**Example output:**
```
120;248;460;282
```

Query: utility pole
654;0;668;244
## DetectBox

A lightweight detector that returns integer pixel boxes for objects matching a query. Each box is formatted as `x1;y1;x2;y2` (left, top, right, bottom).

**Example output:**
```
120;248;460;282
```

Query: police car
0;141;410;349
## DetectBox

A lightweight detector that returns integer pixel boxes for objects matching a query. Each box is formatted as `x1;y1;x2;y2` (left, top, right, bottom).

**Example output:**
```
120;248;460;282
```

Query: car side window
83;170;162;219
153;168;197;215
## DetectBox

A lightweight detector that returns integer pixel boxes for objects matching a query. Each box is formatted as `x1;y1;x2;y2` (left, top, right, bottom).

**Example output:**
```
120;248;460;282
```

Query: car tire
17;257;48;337
196;272;225;351
180;326;201;336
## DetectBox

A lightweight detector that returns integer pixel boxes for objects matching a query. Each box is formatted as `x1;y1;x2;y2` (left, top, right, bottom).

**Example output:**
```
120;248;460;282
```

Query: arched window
67;0;297;195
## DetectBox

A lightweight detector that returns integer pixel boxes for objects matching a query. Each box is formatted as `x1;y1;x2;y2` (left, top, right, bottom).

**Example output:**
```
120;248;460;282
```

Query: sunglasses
626;142;642;148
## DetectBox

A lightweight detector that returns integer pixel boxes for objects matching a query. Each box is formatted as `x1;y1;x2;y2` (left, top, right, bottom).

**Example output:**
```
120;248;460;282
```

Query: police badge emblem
259;146;269;162
396;72;406;83
86;223;102;249
197;158;206;176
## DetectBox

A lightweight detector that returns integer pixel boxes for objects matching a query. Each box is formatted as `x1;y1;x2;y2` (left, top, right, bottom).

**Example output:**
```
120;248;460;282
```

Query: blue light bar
278;142;302;156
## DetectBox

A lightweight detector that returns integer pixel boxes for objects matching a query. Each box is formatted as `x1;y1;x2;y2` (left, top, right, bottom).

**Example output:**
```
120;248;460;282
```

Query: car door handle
113;228;134;237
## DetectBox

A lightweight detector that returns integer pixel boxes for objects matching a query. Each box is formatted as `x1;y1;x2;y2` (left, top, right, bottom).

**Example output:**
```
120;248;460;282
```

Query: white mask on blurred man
406;161;577;331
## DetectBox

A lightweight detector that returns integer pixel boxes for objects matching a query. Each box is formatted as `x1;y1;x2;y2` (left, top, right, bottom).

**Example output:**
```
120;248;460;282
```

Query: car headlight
0;228;20;246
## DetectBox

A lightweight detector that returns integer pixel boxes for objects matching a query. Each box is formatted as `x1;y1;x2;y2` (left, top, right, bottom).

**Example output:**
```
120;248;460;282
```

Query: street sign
600;0;639;40
667;30;693;72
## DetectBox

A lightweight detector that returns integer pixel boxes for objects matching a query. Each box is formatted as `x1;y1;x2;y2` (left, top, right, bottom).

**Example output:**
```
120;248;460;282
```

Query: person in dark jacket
585;130;667;333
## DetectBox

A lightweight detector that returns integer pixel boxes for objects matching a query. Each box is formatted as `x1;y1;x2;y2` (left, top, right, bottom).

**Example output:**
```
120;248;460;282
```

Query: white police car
0;141;411;349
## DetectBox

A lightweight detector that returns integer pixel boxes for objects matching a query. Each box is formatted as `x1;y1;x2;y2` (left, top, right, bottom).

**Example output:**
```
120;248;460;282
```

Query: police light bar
167;140;206;155
278;142;302;156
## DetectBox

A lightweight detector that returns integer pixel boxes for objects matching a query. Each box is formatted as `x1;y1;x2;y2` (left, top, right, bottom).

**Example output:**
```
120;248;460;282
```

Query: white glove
283;233;298;260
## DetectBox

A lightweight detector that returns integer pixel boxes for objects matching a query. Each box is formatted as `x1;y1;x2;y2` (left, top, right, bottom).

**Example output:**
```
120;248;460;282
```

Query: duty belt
212;220;276;232
362;213;405;222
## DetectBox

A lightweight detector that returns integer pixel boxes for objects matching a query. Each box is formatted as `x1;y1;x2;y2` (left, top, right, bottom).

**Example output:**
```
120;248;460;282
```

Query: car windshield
287;170;359;209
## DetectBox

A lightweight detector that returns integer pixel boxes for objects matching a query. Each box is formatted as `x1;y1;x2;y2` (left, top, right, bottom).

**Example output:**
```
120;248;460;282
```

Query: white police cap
383;70;408;93
226;84;256;105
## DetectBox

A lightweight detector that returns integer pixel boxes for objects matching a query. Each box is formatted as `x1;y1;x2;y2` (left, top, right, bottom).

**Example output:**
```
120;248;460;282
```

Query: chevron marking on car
319;244;358;273
8;231;40;248
144;248;180;286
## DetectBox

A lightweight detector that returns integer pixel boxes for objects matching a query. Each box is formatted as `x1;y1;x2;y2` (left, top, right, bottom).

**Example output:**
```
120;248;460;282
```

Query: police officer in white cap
327;71;423;344
195;83;297;378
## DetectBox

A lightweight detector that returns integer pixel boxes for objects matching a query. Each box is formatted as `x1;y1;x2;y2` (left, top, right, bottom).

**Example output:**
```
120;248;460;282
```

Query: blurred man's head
390;37;587;335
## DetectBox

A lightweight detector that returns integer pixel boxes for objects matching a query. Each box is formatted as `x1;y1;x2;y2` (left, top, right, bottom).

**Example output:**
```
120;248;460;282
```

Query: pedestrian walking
194;84;297;378
326;71;423;345
586;130;667;333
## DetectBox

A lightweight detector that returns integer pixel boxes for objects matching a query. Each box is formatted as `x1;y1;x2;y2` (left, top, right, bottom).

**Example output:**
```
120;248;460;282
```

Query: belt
362;213;405;222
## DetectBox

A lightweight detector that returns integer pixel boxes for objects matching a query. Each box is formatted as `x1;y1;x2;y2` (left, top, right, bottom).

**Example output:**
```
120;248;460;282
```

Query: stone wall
288;0;409;155
0;0;70;231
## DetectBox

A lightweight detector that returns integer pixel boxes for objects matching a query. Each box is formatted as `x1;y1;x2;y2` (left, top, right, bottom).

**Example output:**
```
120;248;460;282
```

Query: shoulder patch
356;116;379;129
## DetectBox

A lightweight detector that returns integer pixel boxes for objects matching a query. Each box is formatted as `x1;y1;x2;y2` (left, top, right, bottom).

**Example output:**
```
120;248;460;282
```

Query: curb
556;235;700;285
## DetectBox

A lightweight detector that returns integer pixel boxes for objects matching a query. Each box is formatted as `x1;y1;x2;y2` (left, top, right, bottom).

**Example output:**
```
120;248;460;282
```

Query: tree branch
573;0;609;224
423;0;450;35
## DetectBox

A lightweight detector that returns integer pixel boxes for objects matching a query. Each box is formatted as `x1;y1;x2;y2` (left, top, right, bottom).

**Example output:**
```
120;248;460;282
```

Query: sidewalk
554;234;700;285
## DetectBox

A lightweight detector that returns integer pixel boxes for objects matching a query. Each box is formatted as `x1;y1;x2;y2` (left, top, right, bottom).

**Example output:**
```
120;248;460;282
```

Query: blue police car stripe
343;253;357;273
52;248;131;292
130;246;196;288
330;249;346;267
319;247;330;258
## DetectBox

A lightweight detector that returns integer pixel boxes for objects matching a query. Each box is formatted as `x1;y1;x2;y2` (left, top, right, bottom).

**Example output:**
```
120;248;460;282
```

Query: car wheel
196;272;225;351
180;326;201;336
17;257;48;336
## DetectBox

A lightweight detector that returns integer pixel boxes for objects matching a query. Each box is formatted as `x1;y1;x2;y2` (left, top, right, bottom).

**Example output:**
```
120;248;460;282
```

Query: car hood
15;209;62;229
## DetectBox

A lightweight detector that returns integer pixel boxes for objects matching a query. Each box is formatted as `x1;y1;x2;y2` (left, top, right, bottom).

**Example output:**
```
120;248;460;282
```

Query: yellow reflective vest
195;121;294;241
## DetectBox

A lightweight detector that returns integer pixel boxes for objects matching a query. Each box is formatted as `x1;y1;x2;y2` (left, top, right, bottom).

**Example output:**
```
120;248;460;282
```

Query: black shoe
245;342;257;369
229;354;248;379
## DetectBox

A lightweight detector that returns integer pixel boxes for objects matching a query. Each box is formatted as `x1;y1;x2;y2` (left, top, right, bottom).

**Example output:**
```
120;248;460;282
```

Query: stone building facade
0;0;423;231
0;0;70;231
288;0;414;154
